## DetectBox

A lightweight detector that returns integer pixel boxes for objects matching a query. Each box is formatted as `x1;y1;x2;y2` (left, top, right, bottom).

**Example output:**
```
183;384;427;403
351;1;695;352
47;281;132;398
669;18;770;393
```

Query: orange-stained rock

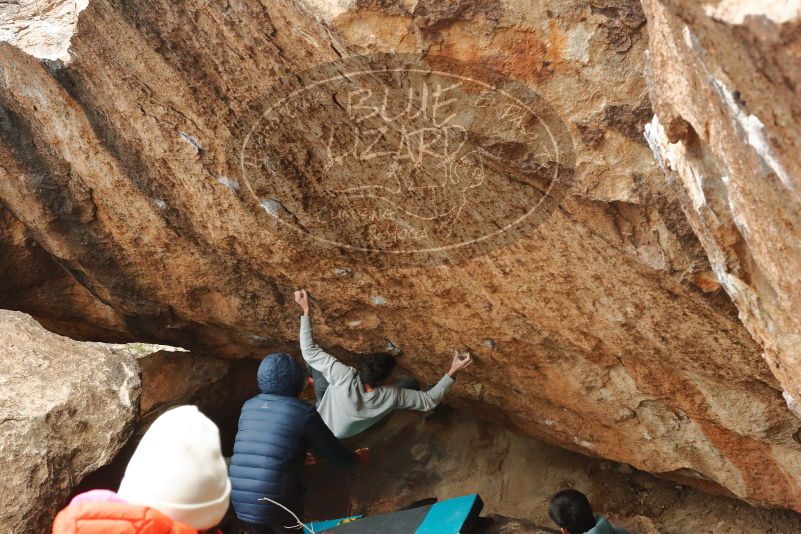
642;0;801;479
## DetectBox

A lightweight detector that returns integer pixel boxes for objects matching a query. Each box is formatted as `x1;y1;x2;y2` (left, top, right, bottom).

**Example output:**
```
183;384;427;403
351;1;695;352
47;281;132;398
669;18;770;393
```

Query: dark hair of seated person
549;489;596;534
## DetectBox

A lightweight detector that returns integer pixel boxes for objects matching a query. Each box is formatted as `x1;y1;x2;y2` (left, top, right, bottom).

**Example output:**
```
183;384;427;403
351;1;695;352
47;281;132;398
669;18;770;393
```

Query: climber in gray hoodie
549;490;630;534
294;289;473;439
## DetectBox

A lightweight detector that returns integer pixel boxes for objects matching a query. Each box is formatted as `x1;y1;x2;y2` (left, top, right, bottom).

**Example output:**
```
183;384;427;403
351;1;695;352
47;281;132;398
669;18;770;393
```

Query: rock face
305;410;801;534
642;0;801;424
0;312;254;533
133;348;259;446
1;0;801;511
137;350;230;418
0;207;133;341
0;0;88;62
0;310;140;534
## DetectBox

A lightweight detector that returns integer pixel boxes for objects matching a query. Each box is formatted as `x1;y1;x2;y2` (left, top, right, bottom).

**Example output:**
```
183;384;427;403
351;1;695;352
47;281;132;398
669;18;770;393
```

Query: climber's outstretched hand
448;349;473;377
294;289;310;316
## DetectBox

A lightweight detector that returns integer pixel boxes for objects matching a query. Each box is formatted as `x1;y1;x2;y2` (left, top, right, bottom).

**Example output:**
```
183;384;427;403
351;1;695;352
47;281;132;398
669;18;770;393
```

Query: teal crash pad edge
307;493;483;533
416;494;483;533
308;515;363;532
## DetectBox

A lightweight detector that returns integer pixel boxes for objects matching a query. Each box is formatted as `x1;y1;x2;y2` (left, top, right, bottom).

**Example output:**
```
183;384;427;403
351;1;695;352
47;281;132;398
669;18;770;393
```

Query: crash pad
307;493;483;533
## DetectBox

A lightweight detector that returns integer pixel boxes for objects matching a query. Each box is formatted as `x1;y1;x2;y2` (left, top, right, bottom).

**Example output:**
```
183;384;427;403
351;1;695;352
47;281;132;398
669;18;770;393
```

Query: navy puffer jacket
229;353;356;526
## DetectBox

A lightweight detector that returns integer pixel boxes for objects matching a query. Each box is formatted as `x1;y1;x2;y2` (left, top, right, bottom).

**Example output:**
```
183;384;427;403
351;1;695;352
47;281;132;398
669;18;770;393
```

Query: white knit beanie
118;405;231;529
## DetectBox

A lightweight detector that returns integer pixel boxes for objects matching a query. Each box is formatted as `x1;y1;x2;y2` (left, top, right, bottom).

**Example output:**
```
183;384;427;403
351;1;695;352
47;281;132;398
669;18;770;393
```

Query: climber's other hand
448;350;473;377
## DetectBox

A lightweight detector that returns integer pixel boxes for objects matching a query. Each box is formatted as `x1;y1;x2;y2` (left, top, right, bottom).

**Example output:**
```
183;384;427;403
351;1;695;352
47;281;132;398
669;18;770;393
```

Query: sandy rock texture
0;312;254;532
0;206;132;340
132;347;259;442
642;0;801;427
0;310;140;534
1;0;801;510
0;0;88;62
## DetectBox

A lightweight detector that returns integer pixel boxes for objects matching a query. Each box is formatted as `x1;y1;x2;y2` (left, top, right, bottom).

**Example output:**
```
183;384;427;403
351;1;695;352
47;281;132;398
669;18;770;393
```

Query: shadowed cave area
71;353;801;534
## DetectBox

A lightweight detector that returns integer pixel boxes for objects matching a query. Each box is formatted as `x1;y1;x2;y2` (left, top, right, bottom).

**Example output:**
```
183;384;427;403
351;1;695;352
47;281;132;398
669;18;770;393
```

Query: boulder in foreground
0;310;140;534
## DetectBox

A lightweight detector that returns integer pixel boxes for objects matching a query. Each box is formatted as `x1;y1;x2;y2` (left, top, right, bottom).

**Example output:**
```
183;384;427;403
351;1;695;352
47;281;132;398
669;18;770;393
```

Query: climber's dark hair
359;353;397;387
549;489;596;534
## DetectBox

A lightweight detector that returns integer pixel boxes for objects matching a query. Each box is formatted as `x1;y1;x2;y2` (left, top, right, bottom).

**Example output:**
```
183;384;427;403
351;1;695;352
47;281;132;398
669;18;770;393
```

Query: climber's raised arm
294;289;353;386
394;350;472;411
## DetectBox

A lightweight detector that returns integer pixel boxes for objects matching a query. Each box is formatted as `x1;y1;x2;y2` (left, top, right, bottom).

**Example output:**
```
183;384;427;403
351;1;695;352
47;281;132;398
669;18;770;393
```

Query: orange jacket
52;500;200;534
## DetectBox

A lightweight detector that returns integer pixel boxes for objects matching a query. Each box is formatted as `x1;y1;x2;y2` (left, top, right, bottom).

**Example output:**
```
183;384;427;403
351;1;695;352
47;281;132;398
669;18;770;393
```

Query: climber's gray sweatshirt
300;315;454;439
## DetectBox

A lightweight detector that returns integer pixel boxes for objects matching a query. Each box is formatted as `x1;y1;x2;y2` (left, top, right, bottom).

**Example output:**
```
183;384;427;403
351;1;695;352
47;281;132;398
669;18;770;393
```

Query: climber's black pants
241;522;275;534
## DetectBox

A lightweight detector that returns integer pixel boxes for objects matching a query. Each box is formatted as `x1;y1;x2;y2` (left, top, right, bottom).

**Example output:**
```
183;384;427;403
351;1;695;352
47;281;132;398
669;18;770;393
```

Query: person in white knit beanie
118;405;231;531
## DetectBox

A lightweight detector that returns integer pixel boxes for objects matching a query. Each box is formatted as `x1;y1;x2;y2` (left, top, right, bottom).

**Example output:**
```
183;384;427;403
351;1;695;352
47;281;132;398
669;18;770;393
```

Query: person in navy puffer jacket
229;353;367;534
